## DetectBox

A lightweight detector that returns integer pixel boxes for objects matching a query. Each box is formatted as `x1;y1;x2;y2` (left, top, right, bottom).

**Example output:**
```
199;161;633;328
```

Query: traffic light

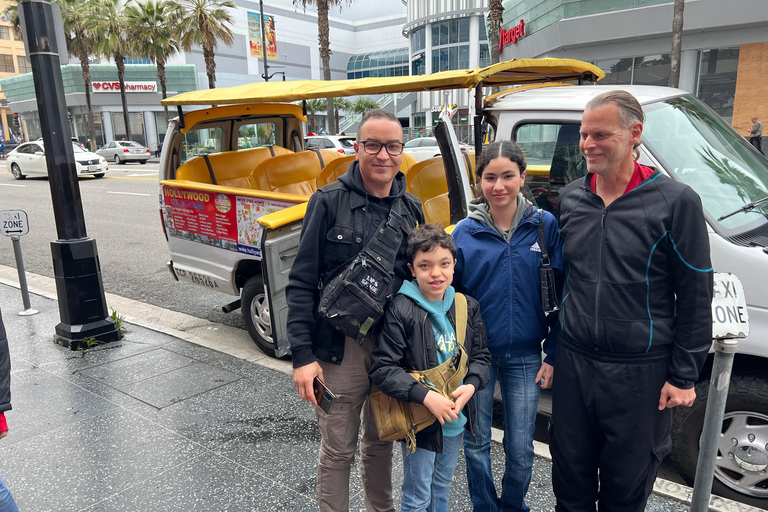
12;113;19;129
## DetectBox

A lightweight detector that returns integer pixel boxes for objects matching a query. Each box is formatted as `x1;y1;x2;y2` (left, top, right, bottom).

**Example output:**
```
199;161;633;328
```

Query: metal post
690;337;739;512
19;0;120;348
259;0;269;82
10;236;38;316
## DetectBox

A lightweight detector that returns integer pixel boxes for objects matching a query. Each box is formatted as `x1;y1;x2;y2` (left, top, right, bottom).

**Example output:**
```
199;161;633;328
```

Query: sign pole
18;0;121;348
690;273;748;511
1;210;37;315
10;235;37;316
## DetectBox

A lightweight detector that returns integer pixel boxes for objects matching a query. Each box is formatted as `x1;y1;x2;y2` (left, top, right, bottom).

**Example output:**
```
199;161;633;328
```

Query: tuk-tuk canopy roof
162;59;604;106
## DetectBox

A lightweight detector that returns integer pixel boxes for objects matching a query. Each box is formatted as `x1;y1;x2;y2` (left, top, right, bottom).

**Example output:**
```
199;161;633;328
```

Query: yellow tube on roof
162;59;604;107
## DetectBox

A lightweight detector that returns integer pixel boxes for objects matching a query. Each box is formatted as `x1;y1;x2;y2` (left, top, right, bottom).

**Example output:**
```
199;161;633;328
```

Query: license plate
89;165;98;172
132;149;142;154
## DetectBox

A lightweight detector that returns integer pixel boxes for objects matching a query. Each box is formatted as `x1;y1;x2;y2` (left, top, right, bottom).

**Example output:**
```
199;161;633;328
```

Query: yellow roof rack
162;59;604;107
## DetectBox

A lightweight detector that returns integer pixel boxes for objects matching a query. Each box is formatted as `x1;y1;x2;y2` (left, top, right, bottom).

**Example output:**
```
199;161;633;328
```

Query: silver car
7;142;108;179
97;140;152;164
304;135;356;155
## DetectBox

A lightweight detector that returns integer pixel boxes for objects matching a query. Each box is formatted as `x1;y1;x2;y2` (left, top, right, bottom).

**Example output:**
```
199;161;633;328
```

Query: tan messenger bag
370;293;469;454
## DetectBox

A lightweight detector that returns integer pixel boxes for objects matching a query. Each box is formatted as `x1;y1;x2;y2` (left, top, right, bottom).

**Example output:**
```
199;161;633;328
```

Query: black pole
259;0;269;82
19;0;121;349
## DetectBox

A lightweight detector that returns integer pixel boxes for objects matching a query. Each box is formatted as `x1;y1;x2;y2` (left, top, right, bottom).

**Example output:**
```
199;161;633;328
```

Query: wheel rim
250;291;273;342
713;410;768;497
11;164;19;178
114;155;119;163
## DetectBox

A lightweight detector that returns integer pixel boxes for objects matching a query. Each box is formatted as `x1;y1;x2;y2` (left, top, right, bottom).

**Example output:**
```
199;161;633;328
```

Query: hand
536;362;554;389
0;430;6;440
293;361;324;407
423;390;459;425
451;384;475;414
658;381;696;410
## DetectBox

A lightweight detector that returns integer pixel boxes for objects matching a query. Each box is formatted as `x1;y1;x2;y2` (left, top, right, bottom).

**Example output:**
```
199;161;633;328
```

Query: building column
102;111;114;142
469;16;480;69
678;49;699;94
421;23;433;127
143;111;158;154
1;110;9;142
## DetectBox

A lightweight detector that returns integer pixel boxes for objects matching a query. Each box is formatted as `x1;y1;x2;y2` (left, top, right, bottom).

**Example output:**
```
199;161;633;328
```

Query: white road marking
0;183;26;187
126;173;157;177
106;191;151;197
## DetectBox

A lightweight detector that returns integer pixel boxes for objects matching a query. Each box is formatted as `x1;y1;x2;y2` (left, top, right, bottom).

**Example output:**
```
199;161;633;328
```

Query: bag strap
537;209;550;267
361;198;403;273
455;293;467;348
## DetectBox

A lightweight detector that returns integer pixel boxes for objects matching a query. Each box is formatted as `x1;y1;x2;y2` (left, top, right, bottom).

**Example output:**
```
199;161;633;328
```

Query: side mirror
34;151;44;156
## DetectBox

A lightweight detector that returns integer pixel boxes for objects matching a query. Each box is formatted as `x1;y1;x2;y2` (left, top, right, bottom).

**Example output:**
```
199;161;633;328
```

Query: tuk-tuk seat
250;149;343;196
175;146;292;188
405;157;450;226
315;152;418;189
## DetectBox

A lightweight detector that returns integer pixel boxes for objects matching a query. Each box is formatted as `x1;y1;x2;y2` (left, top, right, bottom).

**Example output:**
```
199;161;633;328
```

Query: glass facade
431;18;470;73
347;49;409;79
593;54;670;86
698;48;739;122
112;112;146;146
73;112;105;147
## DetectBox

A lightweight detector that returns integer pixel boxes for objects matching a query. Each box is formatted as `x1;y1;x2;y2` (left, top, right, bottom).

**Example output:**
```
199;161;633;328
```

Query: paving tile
0;408;206;512
85;455;319;512
78;348;196;388
118;361;242;408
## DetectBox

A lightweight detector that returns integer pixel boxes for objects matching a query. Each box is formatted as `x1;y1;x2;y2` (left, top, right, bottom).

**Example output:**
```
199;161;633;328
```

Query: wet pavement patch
77;347;242;408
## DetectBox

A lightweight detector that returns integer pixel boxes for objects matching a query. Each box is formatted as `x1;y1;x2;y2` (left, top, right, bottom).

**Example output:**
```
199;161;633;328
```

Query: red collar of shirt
590;161;654;196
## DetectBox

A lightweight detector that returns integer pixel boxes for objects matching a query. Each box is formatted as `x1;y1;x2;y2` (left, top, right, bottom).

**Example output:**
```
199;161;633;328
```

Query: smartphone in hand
313;377;337;414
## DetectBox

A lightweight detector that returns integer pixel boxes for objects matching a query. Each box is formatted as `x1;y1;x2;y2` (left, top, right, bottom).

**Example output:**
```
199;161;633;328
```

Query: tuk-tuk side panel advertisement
162;186;297;257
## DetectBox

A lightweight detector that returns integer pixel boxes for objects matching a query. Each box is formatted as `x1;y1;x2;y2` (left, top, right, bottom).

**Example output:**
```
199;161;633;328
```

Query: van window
181;127;223;163
514;123;585;213
643;95;768;233
238;122;277;148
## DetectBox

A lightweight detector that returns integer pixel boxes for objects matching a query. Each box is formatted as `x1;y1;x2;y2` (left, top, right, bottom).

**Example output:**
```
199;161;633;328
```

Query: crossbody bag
537;209;560;314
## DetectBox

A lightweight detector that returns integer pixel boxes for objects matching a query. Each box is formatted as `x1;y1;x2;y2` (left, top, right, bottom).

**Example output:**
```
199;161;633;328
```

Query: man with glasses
287;109;424;512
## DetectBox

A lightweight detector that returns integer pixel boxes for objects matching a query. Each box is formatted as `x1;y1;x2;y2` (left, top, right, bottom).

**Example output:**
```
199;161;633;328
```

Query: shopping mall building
0;0;765;147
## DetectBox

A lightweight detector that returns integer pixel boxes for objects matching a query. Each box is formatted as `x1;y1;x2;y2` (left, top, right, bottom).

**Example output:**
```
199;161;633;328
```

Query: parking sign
0;210;29;237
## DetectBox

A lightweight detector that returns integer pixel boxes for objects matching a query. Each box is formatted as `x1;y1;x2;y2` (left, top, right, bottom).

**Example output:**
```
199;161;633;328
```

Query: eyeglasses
359;140;405;156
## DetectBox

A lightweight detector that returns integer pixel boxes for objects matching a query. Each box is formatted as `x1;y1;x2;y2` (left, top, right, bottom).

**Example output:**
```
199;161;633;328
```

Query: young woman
452;141;565;512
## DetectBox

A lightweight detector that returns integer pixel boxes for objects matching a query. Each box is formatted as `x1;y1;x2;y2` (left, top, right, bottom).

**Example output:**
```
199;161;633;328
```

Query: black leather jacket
370;293;491;453
286;162;424;367
0;306;11;414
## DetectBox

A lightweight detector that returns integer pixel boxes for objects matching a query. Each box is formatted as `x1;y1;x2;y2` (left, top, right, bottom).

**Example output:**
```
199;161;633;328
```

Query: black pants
550;338;673;512
750;136;764;155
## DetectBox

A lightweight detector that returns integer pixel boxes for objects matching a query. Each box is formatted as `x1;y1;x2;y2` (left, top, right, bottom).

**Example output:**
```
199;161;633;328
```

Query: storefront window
155;112;169;143
632;54;670;86
112;112;146;146
698;48;739;123
73;113;104;148
594;58;633;85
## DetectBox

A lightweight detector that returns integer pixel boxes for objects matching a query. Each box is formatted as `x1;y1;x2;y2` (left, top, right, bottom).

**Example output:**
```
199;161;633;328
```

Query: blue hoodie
452;200;565;363
398;280;466;437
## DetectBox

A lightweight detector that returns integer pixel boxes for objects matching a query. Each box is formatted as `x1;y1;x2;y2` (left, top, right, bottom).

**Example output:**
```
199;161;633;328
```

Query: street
0;161;249;333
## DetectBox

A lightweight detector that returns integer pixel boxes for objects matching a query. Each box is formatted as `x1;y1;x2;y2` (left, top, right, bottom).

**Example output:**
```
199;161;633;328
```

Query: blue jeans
400;433;463;512
464;353;541;512
0;474;19;512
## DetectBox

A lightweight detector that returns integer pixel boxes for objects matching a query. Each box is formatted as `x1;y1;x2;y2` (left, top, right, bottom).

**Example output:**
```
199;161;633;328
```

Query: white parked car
304;135;356;155
403;136;471;162
97;140;152;164
7;142;108;179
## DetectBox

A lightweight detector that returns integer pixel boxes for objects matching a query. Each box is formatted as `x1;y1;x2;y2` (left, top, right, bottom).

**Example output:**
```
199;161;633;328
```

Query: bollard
10;235;39;316
690;337;739;512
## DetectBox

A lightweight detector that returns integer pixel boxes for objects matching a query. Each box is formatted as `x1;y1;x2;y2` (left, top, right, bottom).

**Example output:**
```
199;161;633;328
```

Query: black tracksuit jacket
370;293;492;453
557;169;714;388
286;162;424;367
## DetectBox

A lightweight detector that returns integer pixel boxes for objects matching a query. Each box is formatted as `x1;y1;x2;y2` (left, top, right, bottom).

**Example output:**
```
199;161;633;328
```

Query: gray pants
316;337;394;512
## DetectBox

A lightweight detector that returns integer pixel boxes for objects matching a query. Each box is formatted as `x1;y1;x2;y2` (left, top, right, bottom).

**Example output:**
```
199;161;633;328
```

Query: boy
370;224;491;512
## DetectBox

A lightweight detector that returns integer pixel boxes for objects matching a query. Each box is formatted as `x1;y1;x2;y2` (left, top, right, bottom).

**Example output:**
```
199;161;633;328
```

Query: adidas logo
530;242;541;252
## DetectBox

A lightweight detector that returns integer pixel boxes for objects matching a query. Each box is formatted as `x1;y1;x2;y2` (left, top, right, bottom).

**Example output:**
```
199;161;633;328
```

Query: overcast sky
327;0;407;21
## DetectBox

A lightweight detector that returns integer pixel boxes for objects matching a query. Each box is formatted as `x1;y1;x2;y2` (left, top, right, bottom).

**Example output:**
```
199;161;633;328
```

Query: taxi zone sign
712;272;749;339
0;210;28;237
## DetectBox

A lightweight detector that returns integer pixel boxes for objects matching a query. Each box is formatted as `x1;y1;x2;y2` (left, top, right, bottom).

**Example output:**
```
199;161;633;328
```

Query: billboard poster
162;186;298;258
247;11;277;59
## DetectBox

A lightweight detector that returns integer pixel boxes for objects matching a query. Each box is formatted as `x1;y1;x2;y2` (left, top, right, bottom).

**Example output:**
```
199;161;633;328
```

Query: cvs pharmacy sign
92;81;158;93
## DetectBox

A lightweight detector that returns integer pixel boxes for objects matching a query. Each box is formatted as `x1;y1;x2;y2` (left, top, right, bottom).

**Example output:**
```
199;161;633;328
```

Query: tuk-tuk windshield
643;95;768;234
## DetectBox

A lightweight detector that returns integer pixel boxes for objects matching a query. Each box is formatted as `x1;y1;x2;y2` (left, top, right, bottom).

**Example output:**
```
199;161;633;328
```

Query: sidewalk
0;272;757;511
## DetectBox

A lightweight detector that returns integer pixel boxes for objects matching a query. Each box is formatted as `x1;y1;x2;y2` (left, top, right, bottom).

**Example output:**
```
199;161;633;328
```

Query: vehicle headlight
99;157;106;164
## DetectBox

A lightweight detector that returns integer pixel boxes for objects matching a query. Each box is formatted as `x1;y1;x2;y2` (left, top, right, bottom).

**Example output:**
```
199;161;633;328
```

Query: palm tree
2;1;20;41
170;0;235;89
488;0;503;65
352;98;379;117
306;98;326;133
88;0;133;140
294;0;343;134
332;98;352;134
124;0;179;123
57;0;99;150
668;0;685;88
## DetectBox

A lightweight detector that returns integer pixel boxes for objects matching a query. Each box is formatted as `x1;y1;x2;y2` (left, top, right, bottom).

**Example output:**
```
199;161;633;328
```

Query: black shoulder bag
318;200;403;340
537;209;560;314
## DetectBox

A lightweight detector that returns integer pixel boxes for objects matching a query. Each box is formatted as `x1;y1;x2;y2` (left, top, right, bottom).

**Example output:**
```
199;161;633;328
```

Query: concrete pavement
0;265;759;511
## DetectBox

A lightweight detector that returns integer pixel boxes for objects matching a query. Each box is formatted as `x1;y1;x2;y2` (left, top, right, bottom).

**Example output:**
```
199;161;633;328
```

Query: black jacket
370;293;491;453
286;161;424;367
0;306;11;414
557;169;713;389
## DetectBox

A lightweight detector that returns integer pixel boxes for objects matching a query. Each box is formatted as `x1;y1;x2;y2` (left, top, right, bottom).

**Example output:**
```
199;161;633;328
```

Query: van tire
242;275;276;357
671;373;768;507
